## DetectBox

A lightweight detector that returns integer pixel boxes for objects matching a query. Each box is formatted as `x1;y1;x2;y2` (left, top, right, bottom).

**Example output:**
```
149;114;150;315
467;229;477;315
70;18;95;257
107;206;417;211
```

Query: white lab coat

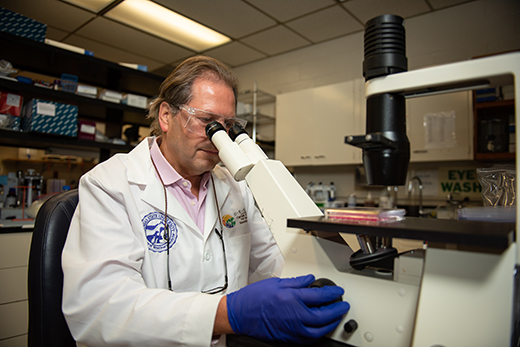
62;137;284;347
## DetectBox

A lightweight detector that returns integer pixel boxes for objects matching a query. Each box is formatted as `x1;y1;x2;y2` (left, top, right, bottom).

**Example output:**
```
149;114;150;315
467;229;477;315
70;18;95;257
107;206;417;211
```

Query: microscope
207;14;520;347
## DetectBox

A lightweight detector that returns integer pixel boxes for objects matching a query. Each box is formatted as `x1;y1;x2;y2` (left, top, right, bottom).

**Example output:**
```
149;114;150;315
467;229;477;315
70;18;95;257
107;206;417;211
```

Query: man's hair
147;55;239;136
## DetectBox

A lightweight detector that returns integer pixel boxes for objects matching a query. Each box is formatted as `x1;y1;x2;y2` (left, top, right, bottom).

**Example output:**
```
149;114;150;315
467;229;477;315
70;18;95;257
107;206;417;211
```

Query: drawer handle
413;150;428;154
301;155;311;159
314;155;325;159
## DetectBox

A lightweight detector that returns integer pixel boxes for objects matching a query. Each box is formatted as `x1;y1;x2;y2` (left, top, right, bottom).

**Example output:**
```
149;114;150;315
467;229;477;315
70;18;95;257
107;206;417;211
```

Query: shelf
474;152;515;161
287;216;515;250
474;98;514;110
0;78;151;127
0;129;134;153
0;32;162;160
0;31;163;96
241;113;275;125
238;89;276;105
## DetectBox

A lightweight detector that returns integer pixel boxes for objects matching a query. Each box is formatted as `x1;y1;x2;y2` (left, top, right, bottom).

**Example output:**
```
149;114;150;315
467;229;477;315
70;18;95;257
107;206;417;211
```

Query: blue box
22;99;77;137
0;7;47;42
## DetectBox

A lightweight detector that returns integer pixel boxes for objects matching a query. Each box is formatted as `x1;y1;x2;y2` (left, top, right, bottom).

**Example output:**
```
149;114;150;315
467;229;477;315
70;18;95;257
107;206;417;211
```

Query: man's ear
158;102;173;132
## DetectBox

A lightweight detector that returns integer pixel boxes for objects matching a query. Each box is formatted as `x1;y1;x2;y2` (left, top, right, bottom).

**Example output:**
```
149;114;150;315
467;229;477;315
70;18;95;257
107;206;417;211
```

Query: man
62;56;350;347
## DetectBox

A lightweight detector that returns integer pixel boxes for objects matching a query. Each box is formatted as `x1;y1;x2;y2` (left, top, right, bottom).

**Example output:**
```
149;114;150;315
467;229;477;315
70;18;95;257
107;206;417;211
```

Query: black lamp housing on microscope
346;14;410;186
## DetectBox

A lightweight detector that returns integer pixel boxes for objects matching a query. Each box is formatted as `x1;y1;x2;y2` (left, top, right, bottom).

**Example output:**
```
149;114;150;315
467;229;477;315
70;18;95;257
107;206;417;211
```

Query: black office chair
28;189;78;347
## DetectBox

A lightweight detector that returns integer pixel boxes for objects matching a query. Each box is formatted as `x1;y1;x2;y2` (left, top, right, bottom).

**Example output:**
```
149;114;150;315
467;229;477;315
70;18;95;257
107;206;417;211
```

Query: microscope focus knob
309;278;343;304
343;319;358;334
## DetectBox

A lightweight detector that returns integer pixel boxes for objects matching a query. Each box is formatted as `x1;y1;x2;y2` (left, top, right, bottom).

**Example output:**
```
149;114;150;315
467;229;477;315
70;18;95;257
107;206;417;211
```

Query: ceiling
1;0;474;77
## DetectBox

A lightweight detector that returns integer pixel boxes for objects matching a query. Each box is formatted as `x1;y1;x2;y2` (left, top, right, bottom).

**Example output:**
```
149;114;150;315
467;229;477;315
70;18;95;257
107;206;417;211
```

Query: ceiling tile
76;17;193;64
151;64;176;78
342;0;432;24
205;42;267;67
428;0;473;10
64;34;165;72
154;0;276;38
286;6;363;43
0;0;95;32
244;0;336;22
45;27;70;41
241;25;311;55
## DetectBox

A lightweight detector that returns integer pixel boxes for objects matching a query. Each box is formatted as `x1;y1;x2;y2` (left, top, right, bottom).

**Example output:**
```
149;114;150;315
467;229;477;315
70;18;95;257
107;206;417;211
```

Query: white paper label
6;94;21;107
80;123;96;134
36;102;56;116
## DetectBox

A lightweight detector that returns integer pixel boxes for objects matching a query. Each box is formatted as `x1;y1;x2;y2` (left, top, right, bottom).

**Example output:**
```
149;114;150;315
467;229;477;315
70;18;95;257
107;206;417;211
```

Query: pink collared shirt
150;138;210;234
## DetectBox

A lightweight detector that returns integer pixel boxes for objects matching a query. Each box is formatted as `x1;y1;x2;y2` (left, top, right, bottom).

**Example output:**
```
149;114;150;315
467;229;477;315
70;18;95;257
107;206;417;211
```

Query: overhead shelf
0;31;162;161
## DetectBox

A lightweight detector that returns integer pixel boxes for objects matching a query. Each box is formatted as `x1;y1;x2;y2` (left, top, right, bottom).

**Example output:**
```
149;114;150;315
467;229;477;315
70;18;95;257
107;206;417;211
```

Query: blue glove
226;274;350;344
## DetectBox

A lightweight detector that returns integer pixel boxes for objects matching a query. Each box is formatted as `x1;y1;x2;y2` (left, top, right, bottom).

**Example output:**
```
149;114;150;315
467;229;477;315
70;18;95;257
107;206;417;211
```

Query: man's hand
226;274;350;344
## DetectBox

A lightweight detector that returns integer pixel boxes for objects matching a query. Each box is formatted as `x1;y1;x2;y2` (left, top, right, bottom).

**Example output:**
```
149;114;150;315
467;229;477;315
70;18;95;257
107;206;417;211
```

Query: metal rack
237;82;275;144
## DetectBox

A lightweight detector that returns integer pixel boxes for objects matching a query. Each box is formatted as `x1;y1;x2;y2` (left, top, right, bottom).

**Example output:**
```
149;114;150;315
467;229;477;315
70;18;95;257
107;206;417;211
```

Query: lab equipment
226;274;349;343
348;13;520;346
346;14;410;186
209;13;520;346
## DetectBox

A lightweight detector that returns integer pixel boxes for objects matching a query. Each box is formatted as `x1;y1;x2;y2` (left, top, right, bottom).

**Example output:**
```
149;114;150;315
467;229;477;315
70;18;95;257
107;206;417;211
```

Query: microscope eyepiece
229;125;248;141
205;121;225;141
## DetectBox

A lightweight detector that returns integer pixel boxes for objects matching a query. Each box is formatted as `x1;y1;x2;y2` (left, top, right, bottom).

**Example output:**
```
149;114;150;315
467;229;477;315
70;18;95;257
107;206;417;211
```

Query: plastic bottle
379;187;395;209
348;193;357;207
5;188;17;207
315;182;325;201
364;192;375;207
328;182;336;202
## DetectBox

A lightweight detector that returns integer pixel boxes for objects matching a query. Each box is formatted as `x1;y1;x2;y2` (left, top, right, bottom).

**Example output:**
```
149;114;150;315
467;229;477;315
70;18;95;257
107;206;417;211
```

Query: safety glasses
176;104;247;136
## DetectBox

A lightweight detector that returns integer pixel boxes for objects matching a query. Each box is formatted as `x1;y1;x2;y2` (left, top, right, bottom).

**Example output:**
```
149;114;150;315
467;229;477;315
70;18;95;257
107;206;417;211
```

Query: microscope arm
365;52;520;265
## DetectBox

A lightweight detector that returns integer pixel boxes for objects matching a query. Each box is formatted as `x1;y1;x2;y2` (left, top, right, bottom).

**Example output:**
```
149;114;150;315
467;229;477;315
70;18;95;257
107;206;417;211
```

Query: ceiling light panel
61;0;116;13
104;0;231;51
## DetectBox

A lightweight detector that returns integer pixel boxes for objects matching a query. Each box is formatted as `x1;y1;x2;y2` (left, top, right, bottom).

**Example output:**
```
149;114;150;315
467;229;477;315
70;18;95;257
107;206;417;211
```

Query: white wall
233;0;520;206
234;0;520;95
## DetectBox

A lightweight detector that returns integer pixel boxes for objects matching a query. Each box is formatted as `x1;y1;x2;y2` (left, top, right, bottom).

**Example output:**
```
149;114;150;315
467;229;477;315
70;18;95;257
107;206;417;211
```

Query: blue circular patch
142;212;178;253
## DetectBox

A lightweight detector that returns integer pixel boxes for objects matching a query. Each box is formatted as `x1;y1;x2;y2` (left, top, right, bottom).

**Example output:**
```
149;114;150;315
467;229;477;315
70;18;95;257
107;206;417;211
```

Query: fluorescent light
61;0;115;13
104;0;231;51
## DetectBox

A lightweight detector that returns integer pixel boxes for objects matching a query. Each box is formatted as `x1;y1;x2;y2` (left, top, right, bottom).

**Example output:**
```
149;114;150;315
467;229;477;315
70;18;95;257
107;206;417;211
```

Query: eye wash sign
439;168;482;198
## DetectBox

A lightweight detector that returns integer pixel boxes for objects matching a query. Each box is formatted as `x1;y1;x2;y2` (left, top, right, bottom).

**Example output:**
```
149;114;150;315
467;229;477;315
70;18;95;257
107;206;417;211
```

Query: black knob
344;319;358;334
309;278;343;305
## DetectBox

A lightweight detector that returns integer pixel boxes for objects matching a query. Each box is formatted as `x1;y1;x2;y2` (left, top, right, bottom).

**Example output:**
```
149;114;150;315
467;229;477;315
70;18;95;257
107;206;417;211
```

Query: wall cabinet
0;32;163;161
276;80;474;167
473;98;515;161
406;91;473;162
275;80;363;166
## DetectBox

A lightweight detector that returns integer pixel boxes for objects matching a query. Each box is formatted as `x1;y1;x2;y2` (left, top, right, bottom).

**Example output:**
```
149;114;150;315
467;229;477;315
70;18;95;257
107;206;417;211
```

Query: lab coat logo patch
142;212;178;253
222;214;236;228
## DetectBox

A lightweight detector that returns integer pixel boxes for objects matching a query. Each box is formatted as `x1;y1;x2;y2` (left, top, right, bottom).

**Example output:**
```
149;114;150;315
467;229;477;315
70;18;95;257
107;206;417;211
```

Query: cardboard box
0;7;47;42
78;120;96;140
0;91;22;116
22;99;77;137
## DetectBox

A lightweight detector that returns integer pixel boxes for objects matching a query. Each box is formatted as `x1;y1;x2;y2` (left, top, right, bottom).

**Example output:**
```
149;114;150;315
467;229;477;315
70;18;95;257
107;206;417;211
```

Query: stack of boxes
0;91;23;131
0;8;149;142
0;7;47;42
22;99;78;137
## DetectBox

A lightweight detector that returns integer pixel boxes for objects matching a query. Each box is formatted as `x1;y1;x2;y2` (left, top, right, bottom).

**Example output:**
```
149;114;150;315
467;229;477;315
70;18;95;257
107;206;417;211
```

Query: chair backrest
28;189;78;347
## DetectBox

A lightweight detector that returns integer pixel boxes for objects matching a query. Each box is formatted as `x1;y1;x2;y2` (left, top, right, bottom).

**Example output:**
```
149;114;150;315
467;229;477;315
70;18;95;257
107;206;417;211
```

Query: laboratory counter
228;335;354;347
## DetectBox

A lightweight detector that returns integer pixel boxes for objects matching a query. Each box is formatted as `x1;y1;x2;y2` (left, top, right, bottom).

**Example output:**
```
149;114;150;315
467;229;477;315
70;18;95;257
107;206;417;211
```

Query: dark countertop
0;219;34;233
227;335;354;347
288;216;515;250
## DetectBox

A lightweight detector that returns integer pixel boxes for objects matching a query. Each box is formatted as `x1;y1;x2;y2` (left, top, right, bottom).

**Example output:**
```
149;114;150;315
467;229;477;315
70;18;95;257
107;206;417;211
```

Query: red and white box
0;91;22;116
78;120;96;140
